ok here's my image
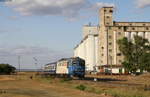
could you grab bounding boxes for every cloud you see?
[6,0,114,20]
[0,27,22,34]
[135,0,150,8]
[90,2,115,11]
[0,46,72,69]
[8,16,18,20]
[0,46,71,57]
[0,29,11,34]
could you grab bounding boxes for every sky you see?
[0,0,150,69]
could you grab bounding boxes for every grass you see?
[60,78,72,83]
[37,74,150,97]
[35,75,53,83]
[75,84,87,91]
[1,73,150,97]
[103,87,150,97]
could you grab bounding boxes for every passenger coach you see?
[44,57,85,78]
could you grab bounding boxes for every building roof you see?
[74,34,98,49]
[102,6,114,8]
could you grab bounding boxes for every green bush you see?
[76,84,86,91]
[0,64,16,74]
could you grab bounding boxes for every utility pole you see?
[33,57,38,72]
[18,56,21,72]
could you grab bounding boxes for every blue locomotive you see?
[67,57,85,78]
[44,57,85,78]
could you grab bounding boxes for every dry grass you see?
[0,73,109,97]
[0,73,150,97]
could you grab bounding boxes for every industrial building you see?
[74,25,99,71]
[74,7,150,74]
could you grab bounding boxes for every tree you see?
[0,64,16,74]
[117,35,150,74]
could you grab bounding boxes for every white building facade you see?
[74,25,99,71]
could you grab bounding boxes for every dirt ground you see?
[0,74,111,97]
[0,73,150,97]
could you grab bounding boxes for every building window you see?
[124,26,128,31]
[109,42,112,45]
[101,47,104,49]
[106,23,110,25]
[143,24,146,26]
[118,32,121,35]
[101,54,104,56]
[101,61,103,63]
[104,10,107,12]
[132,27,135,30]
[119,60,122,63]
[109,35,112,39]
[146,27,149,30]
[117,53,122,56]
[109,10,113,13]
[109,27,111,30]
[109,49,112,52]
[118,27,122,30]
[106,16,110,18]
[129,24,132,26]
